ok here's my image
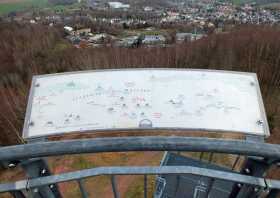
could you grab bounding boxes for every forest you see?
[0,22,279,146]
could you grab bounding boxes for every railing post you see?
[20,137,62,198]
[203,178,214,198]
[77,179,88,198]
[267,189,280,198]
[144,175,147,198]
[0,146,26,197]
[111,175,119,198]
[199,152,204,161]
[10,191,26,198]
[208,152,214,163]
[230,136,275,198]
[232,155,241,170]
[21,158,61,198]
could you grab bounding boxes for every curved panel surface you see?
[23,69,269,138]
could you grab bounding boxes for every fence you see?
[0,136,280,197]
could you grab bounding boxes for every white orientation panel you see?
[23,69,269,138]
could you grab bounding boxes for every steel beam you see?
[230,135,272,198]
[144,175,147,198]
[1,166,280,193]
[20,158,61,198]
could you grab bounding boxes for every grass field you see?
[0,0,49,15]
[231,0,252,5]
[230,0,280,6]
[0,0,82,15]
[261,2,280,10]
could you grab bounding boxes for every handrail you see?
[0,136,280,161]
[2,165,280,193]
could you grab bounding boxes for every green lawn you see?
[0,0,83,15]
[0,0,49,15]
[231,0,252,5]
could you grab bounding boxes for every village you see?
[1,0,280,48]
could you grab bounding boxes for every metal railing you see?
[0,136,280,198]
[1,136,280,161]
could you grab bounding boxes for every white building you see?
[176,33,205,43]
[89,33,106,42]
[64,26,74,34]
[142,35,166,45]
[143,6,153,12]
[108,2,130,9]
[30,19,36,24]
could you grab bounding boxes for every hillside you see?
[0,23,280,144]
[0,23,279,197]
